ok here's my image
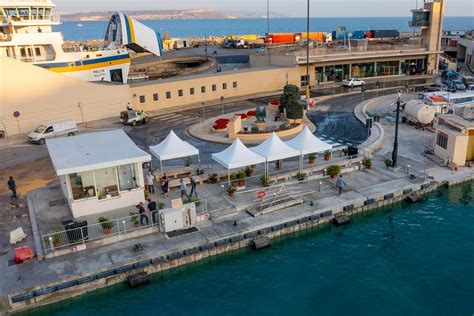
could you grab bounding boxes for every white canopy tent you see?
[149,130,200,172]
[212,138,265,183]
[285,126,333,172]
[250,132,300,176]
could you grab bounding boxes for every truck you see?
[266,33,301,44]
[27,120,78,145]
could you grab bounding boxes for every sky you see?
[53,0,474,17]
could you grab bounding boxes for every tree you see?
[286,99,304,120]
[279,84,300,113]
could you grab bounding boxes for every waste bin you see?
[64,220,88,243]
[346,144,359,156]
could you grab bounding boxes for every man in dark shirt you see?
[147,198,158,223]
[7,176,17,198]
[136,202,149,225]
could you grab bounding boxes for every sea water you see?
[28,181,473,316]
[56,17,474,42]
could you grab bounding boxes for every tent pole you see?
[160,160,163,175]
[228,169,230,185]
[198,154,201,173]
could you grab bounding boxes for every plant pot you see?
[228,191,235,197]
[309,158,315,164]
[330,175,336,179]
[53,240,61,248]
[231,181,238,188]
[324,155,330,161]
[133,223,140,228]
[103,227,112,235]
[238,179,245,187]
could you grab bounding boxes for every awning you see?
[250,132,300,162]
[46,129,151,176]
[105,12,163,57]
[212,138,265,170]
[149,130,199,161]
[285,126,332,155]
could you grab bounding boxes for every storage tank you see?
[404,100,436,124]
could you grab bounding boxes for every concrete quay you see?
[1,163,472,314]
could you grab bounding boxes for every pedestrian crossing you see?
[317,134,345,148]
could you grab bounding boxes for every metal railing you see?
[41,199,207,253]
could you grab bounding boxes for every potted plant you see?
[207,173,218,184]
[260,175,270,186]
[129,212,139,228]
[157,201,165,210]
[230,173,238,188]
[362,157,372,169]
[384,159,393,169]
[308,153,317,164]
[98,216,115,235]
[245,166,253,177]
[297,172,307,181]
[237,170,246,187]
[227,186,236,197]
[324,150,332,161]
[184,157,192,167]
[327,165,341,179]
[275,160,282,169]
[52,228,62,248]
[195,168,204,175]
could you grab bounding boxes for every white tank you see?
[404,100,436,124]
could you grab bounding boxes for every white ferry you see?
[0,0,162,83]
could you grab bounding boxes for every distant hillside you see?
[61,9,244,21]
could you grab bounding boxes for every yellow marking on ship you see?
[49,58,131,73]
[128,16,136,43]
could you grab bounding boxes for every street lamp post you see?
[202,102,206,121]
[305,0,310,99]
[220,96,225,115]
[391,90,402,167]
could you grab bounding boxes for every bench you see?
[167,175,205,188]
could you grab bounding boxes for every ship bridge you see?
[104,12,162,57]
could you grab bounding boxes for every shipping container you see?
[370,29,400,39]
[266,33,298,44]
[331,30,349,41]
[351,31,366,39]
[301,32,325,42]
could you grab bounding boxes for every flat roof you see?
[46,129,151,176]
[439,114,474,129]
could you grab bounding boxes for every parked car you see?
[256,47,266,53]
[441,70,459,79]
[120,110,147,126]
[342,78,365,87]
[466,84,474,91]
[444,79,467,92]
[423,83,448,92]
[463,76,474,86]
[27,120,78,145]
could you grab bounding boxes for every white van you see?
[27,120,78,144]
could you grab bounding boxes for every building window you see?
[153,93,159,101]
[69,171,95,200]
[376,60,400,76]
[166,91,171,99]
[94,167,119,200]
[139,95,146,103]
[223,83,227,90]
[178,89,183,97]
[233,81,238,88]
[117,164,138,191]
[20,48,26,57]
[201,86,206,93]
[212,84,217,91]
[35,47,41,56]
[300,75,310,87]
[351,62,375,78]
[436,132,448,150]
[190,87,195,95]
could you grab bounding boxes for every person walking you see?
[189,175,198,198]
[137,202,149,225]
[146,172,155,194]
[180,178,189,201]
[161,173,169,198]
[7,176,17,198]
[336,174,346,196]
[147,198,157,224]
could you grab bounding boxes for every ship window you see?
[18,8,29,19]
[37,8,44,19]
[44,8,51,19]
[27,48,33,57]
[31,8,38,19]
[4,8,18,17]
[20,48,26,57]
[35,47,41,56]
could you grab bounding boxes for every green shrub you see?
[362,157,372,169]
[260,175,270,186]
[384,159,393,169]
[98,216,115,229]
[327,165,341,177]
[297,172,307,181]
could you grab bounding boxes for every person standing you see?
[147,198,157,223]
[137,202,149,225]
[180,178,189,201]
[336,174,346,196]
[7,176,17,198]
[146,172,155,194]
[189,175,198,198]
[161,173,169,198]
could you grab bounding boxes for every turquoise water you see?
[56,17,474,41]
[28,182,473,316]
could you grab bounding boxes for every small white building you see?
[46,129,151,218]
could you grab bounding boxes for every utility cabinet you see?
[159,203,197,233]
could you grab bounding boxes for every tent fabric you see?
[149,130,199,161]
[250,132,300,162]
[285,126,333,155]
[212,138,265,170]
[46,129,151,176]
